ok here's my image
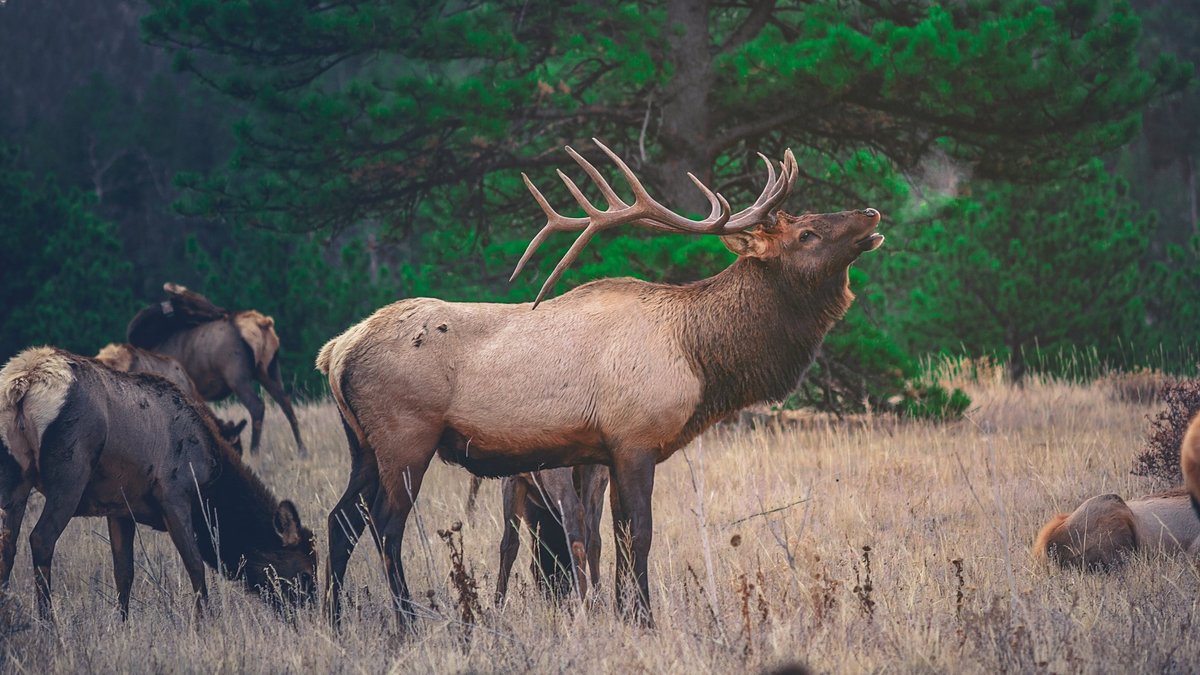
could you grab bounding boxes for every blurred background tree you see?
[0,0,1194,402]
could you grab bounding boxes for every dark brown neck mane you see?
[189,438,285,579]
[664,257,854,446]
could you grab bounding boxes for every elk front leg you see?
[107,517,136,620]
[160,498,209,617]
[610,452,656,626]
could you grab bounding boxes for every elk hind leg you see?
[325,418,380,627]
[259,357,308,457]
[371,421,440,629]
[0,480,31,593]
[230,378,266,454]
[27,429,96,621]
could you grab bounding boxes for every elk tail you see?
[317,333,368,450]
[234,310,281,374]
[0,347,75,476]
[1032,513,1068,564]
[1182,411,1200,520]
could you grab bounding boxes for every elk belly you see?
[435,425,607,478]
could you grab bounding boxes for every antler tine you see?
[592,138,730,233]
[531,223,603,309]
[749,153,777,208]
[686,172,732,232]
[564,145,628,210]
[723,147,798,232]
[510,173,589,282]
[513,138,744,305]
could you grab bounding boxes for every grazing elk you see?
[1183,412,1200,518]
[128,283,307,456]
[0,347,316,619]
[95,342,248,454]
[495,465,608,605]
[1034,488,1200,570]
[318,139,883,626]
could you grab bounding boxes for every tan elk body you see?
[1182,412,1200,518]
[319,141,883,626]
[1034,489,1200,569]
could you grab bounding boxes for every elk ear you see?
[274,501,303,547]
[721,229,777,259]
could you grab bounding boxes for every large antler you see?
[512,139,797,308]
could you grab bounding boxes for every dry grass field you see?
[1,369,1197,674]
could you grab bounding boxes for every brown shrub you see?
[1132,379,1200,482]
[1100,367,1176,405]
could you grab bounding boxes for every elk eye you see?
[798,231,815,242]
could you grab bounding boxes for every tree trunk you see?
[649,0,715,214]
[1185,153,1198,236]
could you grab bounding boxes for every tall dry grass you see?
[1,374,1196,674]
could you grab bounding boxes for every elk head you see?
[721,208,883,284]
[217,417,248,456]
[513,139,883,305]
[243,501,318,608]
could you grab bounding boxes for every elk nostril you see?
[861,208,879,218]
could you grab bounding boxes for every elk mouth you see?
[855,232,885,251]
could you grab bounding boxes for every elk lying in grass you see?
[1183,412,1200,518]
[128,283,307,456]
[495,465,608,605]
[318,139,883,627]
[1034,489,1200,570]
[0,347,316,619]
[95,342,248,454]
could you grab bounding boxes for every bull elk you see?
[0,347,317,619]
[318,140,884,626]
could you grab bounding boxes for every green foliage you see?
[0,148,136,360]
[888,161,1154,381]
[1144,235,1200,366]
[899,383,973,421]
[184,228,399,395]
[141,0,1185,238]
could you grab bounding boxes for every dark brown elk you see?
[318,140,883,626]
[0,347,316,619]
[95,342,248,455]
[495,465,608,605]
[128,283,307,456]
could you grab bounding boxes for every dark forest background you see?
[1,0,1197,407]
